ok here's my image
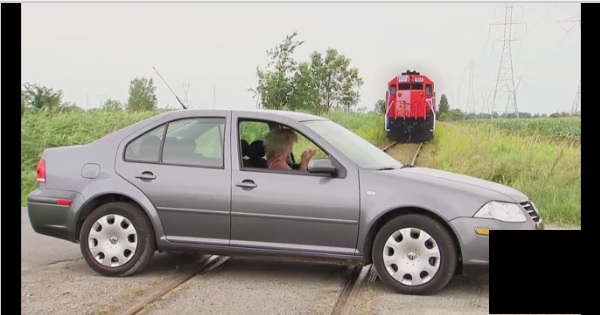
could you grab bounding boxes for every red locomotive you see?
[385,70,436,143]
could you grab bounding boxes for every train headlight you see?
[474,201,527,223]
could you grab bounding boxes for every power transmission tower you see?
[558,14,580,34]
[212,85,217,108]
[480,89,493,116]
[465,61,477,115]
[558,14,580,116]
[571,80,581,115]
[182,83,191,107]
[98,94,107,107]
[489,3,527,119]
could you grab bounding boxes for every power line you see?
[531,11,579,96]
[559,14,580,115]
[465,61,477,115]
[489,3,527,119]
[558,14,581,33]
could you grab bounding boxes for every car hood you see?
[392,167,529,203]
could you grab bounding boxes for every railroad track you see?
[107,254,382,315]
[382,141,425,167]
[111,255,377,315]
[330,264,378,315]
[116,255,230,315]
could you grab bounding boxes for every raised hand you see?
[301,149,316,162]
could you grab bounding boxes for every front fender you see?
[356,170,490,256]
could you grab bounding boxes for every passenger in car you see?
[247,140,268,168]
[264,128,315,171]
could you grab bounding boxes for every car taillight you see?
[36,159,46,183]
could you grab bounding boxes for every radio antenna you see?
[152,66,188,109]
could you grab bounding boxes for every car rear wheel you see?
[372,214,457,295]
[79,202,156,277]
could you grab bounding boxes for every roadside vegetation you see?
[460,117,581,144]
[21,32,580,227]
[418,119,580,227]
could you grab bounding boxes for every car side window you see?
[238,119,329,173]
[239,121,271,168]
[124,124,167,163]
[162,118,226,168]
[292,132,328,161]
[124,117,226,168]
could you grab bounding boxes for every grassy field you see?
[461,117,581,144]
[419,119,580,226]
[21,110,580,226]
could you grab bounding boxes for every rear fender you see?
[78,177,166,240]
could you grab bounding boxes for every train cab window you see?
[399,83,411,90]
[411,83,424,90]
[389,84,397,95]
[425,84,433,96]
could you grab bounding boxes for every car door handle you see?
[135,172,156,180]
[235,180,257,189]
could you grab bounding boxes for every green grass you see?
[21,110,580,226]
[419,122,581,227]
[21,110,157,205]
[460,117,581,144]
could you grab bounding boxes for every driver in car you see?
[265,128,316,171]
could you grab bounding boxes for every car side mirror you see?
[308,159,336,175]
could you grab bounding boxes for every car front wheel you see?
[372,214,457,295]
[79,202,156,277]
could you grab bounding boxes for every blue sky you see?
[21,2,580,114]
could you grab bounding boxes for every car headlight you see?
[474,201,527,223]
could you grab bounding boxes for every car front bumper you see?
[27,187,85,243]
[448,216,543,276]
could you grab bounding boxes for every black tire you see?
[372,214,457,295]
[79,202,156,277]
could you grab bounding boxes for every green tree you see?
[251,32,304,110]
[103,98,123,111]
[290,61,319,111]
[127,77,157,111]
[438,94,450,115]
[22,83,64,110]
[374,99,386,114]
[308,48,363,113]
[251,32,363,115]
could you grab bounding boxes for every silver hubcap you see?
[87,214,138,268]
[383,227,441,286]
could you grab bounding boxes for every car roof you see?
[164,108,327,122]
[91,108,328,146]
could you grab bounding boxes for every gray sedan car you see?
[28,109,544,295]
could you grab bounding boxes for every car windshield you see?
[303,120,404,170]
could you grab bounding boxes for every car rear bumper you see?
[27,188,85,243]
[448,216,543,276]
